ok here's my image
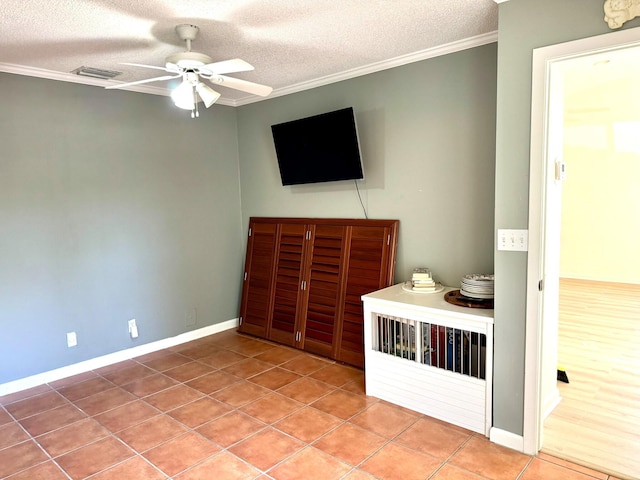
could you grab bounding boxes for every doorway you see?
[523,26,640,477]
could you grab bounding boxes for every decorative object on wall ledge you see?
[604,0,640,29]
[105,24,272,118]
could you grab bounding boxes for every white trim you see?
[542,389,562,420]
[0,32,497,108]
[524,27,640,457]
[490,427,524,452]
[0,319,238,397]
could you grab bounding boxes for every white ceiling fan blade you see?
[105,74,181,90]
[121,62,168,72]
[209,75,272,97]
[200,58,254,75]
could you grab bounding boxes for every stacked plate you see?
[460,274,494,299]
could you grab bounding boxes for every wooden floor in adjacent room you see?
[542,278,640,480]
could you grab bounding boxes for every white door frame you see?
[524,26,640,455]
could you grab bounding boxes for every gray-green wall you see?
[494,0,640,435]
[0,73,244,384]
[237,44,497,287]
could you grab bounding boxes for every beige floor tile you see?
[94,400,158,433]
[0,440,49,478]
[196,411,265,448]
[396,417,471,458]
[269,446,352,480]
[277,377,336,404]
[449,436,530,480]
[120,373,179,397]
[229,427,304,471]
[116,414,187,452]
[56,436,134,479]
[19,403,86,437]
[186,370,242,394]
[89,456,166,480]
[240,392,302,424]
[163,361,215,382]
[0,422,30,450]
[314,422,387,466]
[360,442,442,480]
[309,364,363,387]
[175,451,261,480]
[3,460,69,480]
[37,417,109,457]
[167,396,232,428]
[222,357,275,379]
[311,389,374,420]
[350,401,418,439]
[248,367,302,390]
[275,406,343,443]
[211,381,270,408]
[143,432,220,477]
[144,384,204,411]
[5,390,68,419]
[73,387,136,416]
[520,458,608,480]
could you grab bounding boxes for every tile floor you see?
[0,330,624,480]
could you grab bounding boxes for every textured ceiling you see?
[0,0,498,105]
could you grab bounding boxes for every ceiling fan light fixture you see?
[171,80,195,110]
[196,83,220,108]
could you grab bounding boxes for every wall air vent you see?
[72,66,122,80]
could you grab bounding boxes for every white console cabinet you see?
[362,283,493,435]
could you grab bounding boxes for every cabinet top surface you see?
[362,283,494,320]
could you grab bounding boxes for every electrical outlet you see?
[67,332,77,348]
[497,229,529,251]
[128,319,139,339]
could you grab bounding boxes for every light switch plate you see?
[497,229,529,251]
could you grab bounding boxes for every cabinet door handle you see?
[301,280,306,290]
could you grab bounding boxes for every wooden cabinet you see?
[238,217,399,368]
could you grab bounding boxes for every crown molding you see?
[494,0,511,3]
[1,30,498,108]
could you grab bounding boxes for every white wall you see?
[560,62,640,284]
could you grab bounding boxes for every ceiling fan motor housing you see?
[175,24,200,42]
[166,51,213,69]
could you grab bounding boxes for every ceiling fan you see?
[106,24,273,116]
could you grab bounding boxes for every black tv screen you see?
[271,107,364,186]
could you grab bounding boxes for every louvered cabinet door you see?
[238,222,278,337]
[337,223,398,367]
[301,224,347,358]
[268,223,308,346]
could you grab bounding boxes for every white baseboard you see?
[0,319,238,397]
[490,427,525,453]
[542,388,561,420]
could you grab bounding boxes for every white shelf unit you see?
[362,283,494,435]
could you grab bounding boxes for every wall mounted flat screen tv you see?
[271,107,364,186]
